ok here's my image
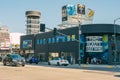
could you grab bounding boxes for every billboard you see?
[86,8,94,17]
[77,4,85,14]
[62,5,67,21]
[23,40,32,49]
[67,5,76,16]
[86,36,103,52]
[20,34,34,50]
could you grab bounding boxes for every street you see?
[0,62,119,80]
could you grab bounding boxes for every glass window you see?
[62,36,66,42]
[67,35,71,41]
[43,39,46,44]
[52,37,55,43]
[48,38,51,44]
[71,35,76,41]
[37,39,39,44]
[56,37,59,43]
[40,39,42,44]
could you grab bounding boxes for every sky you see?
[0,0,120,34]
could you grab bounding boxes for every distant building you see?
[10,33,25,53]
[26,11,41,35]
[0,26,10,55]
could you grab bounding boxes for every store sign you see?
[86,36,103,52]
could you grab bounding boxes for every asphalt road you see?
[0,62,120,80]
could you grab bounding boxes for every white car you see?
[48,57,69,66]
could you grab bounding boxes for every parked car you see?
[0,56,2,62]
[3,54,25,66]
[28,56,39,64]
[48,57,69,66]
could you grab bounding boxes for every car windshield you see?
[10,54,22,59]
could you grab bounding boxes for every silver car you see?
[3,54,25,66]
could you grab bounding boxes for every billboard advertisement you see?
[86,8,94,18]
[67,5,76,16]
[86,36,103,52]
[62,5,67,21]
[77,4,85,14]
[23,40,32,49]
[20,34,34,50]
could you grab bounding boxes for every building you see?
[20,24,120,65]
[0,26,10,55]
[10,33,25,53]
[26,11,41,35]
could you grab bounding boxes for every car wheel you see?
[22,64,25,67]
[48,62,51,65]
[36,62,38,64]
[64,64,68,66]
[3,61,6,66]
[57,62,60,66]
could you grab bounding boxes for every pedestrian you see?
[86,57,90,64]
[70,56,73,65]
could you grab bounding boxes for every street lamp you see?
[114,17,120,66]
[71,17,81,66]
[78,20,81,66]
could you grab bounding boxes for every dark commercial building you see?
[20,24,120,64]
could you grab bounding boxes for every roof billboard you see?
[67,4,76,16]
[77,4,85,15]
[62,5,67,21]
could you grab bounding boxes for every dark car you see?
[28,56,39,64]
[0,56,2,62]
[3,54,25,66]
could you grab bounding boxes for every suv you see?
[48,57,69,66]
[3,54,25,66]
[28,56,39,64]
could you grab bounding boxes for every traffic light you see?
[40,24,45,32]
[53,28,57,35]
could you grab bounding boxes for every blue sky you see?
[0,0,120,33]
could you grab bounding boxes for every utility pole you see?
[78,20,81,66]
[113,17,120,66]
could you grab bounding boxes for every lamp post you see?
[78,20,81,66]
[114,17,120,66]
[71,16,81,65]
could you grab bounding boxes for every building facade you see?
[10,33,25,53]
[20,24,120,64]
[26,11,41,35]
[0,26,10,55]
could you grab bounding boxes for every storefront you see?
[20,24,120,64]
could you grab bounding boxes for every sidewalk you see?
[39,62,120,68]
[69,64,120,68]
[30,62,120,73]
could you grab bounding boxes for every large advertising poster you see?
[67,5,76,16]
[77,4,85,14]
[85,35,108,52]
[86,36,103,52]
[23,40,32,49]
[62,5,67,21]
